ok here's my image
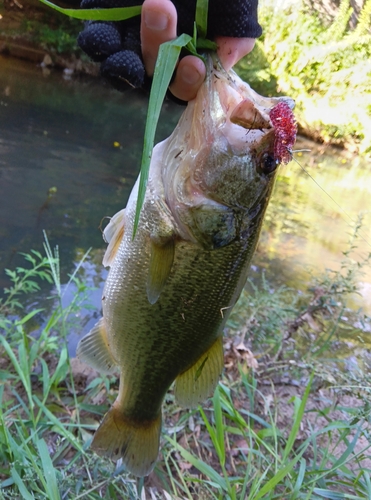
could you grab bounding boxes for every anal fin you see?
[76,318,117,374]
[146,238,175,305]
[174,336,224,408]
[91,401,162,477]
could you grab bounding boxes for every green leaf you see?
[312,490,345,499]
[282,373,313,462]
[292,458,307,498]
[33,395,85,453]
[212,387,226,466]
[133,34,192,236]
[0,336,33,410]
[36,438,61,500]
[166,435,228,490]
[252,449,307,500]
[330,425,362,470]
[10,469,34,500]
[196,0,209,38]
[38,0,141,21]
[17,308,44,326]
[197,38,218,50]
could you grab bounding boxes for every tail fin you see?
[91,402,162,477]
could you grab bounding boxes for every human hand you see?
[141,0,256,101]
[78,0,261,101]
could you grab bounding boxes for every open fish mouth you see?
[202,54,296,166]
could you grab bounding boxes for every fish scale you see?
[77,53,296,476]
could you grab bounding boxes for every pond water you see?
[1,55,370,355]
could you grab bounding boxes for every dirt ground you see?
[70,346,371,476]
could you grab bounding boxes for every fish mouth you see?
[208,54,297,165]
[230,98,272,130]
[229,97,297,166]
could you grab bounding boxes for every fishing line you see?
[288,148,371,249]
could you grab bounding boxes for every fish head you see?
[162,54,297,244]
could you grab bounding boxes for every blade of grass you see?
[38,0,141,20]
[212,387,226,467]
[292,458,307,499]
[0,336,34,418]
[10,469,34,500]
[43,232,61,297]
[331,425,362,470]
[133,34,192,236]
[312,489,366,499]
[165,435,228,491]
[133,0,216,235]
[199,406,218,447]
[36,438,61,500]
[17,308,44,325]
[252,448,307,500]
[282,373,313,462]
[33,395,85,453]
[196,0,208,38]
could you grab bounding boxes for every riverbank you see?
[0,0,97,74]
[1,0,370,156]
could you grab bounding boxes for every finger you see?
[169,55,206,102]
[216,37,256,71]
[141,0,177,76]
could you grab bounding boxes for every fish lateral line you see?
[288,148,371,249]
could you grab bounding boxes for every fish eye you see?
[258,153,278,175]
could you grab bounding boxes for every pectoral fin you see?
[174,336,224,408]
[146,238,175,305]
[102,209,125,267]
[76,318,117,374]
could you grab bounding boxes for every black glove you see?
[78,0,262,92]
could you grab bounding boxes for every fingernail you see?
[180,65,201,85]
[144,9,169,30]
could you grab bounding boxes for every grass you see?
[0,227,371,499]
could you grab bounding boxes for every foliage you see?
[237,0,371,153]
[20,18,81,54]
[0,250,53,314]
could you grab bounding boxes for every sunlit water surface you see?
[1,56,370,357]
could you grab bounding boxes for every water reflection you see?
[0,55,182,283]
[0,55,370,344]
[259,141,371,312]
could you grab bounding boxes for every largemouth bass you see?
[77,54,296,476]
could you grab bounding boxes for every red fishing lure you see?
[269,102,297,165]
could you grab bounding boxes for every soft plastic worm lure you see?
[269,101,297,165]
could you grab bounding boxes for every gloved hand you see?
[78,0,262,97]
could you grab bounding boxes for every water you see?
[0,56,182,277]
[1,55,370,354]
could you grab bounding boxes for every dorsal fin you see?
[102,209,125,267]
